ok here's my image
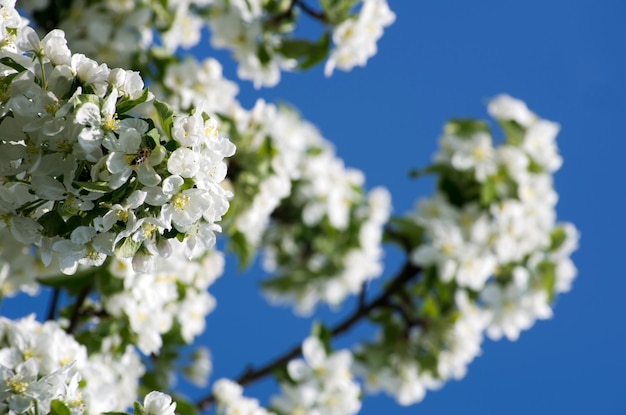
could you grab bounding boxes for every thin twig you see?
[294,0,328,23]
[195,261,421,411]
[66,285,91,334]
[46,288,60,321]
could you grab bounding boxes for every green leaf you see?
[37,210,66,237]
[154,99,175,139]
[422,295,439,318]
[50,400,71,415]
[145,128,161,149]
[320,0,359,22]
[537,260,557,302]
[133,401,147,415]
[0,56,28,73]
[300,32,331,70]
[279,39,318,59]
[116,88,150,114]
[408,163,448,179]
[549,226,567,252]
[480,176,499,206]
[499,119,526,146]
[311,321,332,354]
[444,119,491,137]
[75,94,101,106]
[74,181,111,193]
[37,269,94,290]
[114,237,142,258]
[229,231,255,268]
[384,216,423,250]
[279,33,332,70]
[258,43,272,65]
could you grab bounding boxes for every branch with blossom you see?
[0,1,579,415]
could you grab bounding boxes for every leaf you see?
[75,94,101,106]
[229,231,255,268]
[480,176,499,206]
[114,237,142,258]
[279,39,318,59]
[257,43,272,65]
[74,181,111,193]
[444,119,491,137]
[408,163,448,179]
[50,400,71,415]
[384,216,423,250]
[133,401,147,415]
[537,260,557,302]
[37,270,93,290]
[0,56,28,73]
[422,295,439,318]
[116,88,150,114]
[145,128,161,148]
[154,99,175,139]
[499,119,526,146]
[279,33,331,70]
[549,226,567,252]
[311,321,332,354]
[320,0,359,22]
[300,32,331,70]
[37,210,66,237]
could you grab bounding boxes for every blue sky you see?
[201,1,626,414]
[3,1,626,414]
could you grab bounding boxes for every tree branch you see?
[46,288,60,321]
[294,0,328,23]
[195,260,421,412]
[66,285,91,334]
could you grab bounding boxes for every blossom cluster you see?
[0,315,144,414]
[324,0,396,76]
[202,96,391,314]
[213,378,274,415]
[261,175,391,315]
[355,95,579,405]
[0,5,234,278]
[22,0,395,88]
[103,244,224,355]
[271,336,361,415]
[221,101,315,254]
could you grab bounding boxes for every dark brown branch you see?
[46,288,60,321]
[195,261,421,412]
[66,285,91,334]
[294,0,328,23]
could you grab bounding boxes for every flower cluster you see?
[324,0,396,76]
[222,101,320,257]
[355,95,579,405]
[0,315,144,414]
[271,336,361,415]
[213,378,274,415]
[212,98,392,314]
[104,244,224,354]
[262,179,391,314]
[22,0,395,88]
[158,61,392,314]
[159,57,239,115]
[0,6,234,277]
